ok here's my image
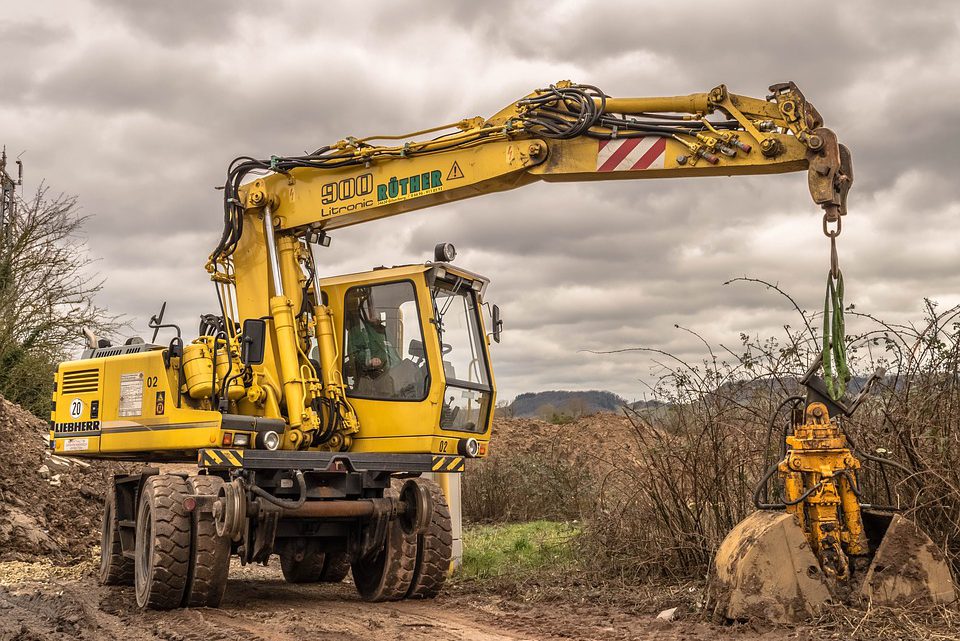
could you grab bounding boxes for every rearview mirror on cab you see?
[491,304,503,343]
[241,319,267,365]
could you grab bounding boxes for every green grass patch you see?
[459,520,578,580]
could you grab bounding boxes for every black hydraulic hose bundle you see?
[517,83,606,138]
[757,395,804,506]
[311,396,349,446]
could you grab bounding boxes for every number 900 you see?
[321,173,373,204]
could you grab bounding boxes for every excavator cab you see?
[319,260,496,457]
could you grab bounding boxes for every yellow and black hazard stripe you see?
[431,455,465,473]
[199,448,244,468]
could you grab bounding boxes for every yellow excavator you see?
[48,80,952,615]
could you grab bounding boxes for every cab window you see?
[431,279,492,433]
[342,281,430,401]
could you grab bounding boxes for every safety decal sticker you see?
[596,137,666,172]
[118,372,144,417]
[447,161,464,180]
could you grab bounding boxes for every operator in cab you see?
[343,285,427,399]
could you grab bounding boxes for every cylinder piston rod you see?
[263,203,285,297]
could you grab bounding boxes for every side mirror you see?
[491,304,503,344]
[240,319,267,365]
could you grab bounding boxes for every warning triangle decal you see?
[447,161,464,180]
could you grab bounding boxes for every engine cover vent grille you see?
[62,369,100,394]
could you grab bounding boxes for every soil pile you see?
[0,397,124,561]
[490,412,639,466]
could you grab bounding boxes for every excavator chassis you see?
[100,452,455,609]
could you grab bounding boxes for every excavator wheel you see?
[183,475,231,607]
[405,478,453,599]
[319,550,351,583]
[712,510,957,623]
[99,484,133,586]
[134,474,192,610]
[279,539,327,583]
[351,487,417,601]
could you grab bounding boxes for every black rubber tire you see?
[352,487,417,602]
[134,475,192,610]
[320,550,351,583]
[183,476,231,608]
[99,484,133,586]
[279,539,327,583]
[406,478,453,599]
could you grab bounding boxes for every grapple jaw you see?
[712,509,956,623]
[860,512,956,606]
[711,511,829,623]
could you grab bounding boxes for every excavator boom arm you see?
[223,81,851,243]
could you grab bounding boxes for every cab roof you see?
[318,262,489,294]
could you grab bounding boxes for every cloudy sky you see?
[2,1,959,401]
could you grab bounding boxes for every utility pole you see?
[0,147,24,227]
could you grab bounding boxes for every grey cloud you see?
[4,0,960,399]
[89,0,248,47]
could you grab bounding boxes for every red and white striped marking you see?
[596,137,666,172]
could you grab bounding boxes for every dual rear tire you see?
[133,475,193,609]
[99,487,133,586]
[99,474,231,610]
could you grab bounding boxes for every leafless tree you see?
[0,186,118,415]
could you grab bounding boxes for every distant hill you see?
[509,390,628,418]
[508,374,874,420]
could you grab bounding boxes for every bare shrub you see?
[463,422,598,523]
[583,286,960,581]
[581,331,807,580]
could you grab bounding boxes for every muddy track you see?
[0,562,778,641]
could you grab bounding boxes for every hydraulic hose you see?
[249,470,307,510]
[754,460,786,510]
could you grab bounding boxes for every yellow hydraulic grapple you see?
[712,362,955,621]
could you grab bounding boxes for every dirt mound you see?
[462,413,641,522]
[0,397,126,561]
[490,412,638,466]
